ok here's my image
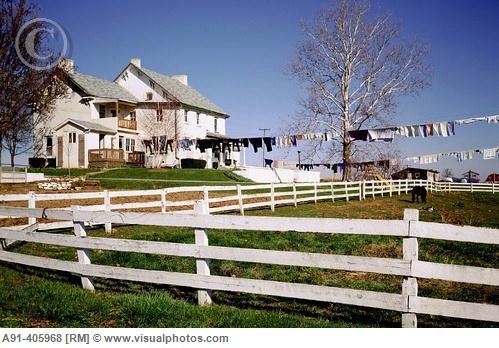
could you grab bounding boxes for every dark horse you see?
[412,186,427,204]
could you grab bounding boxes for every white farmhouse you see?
[34,58,238,169]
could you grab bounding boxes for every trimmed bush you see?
[29,157,46,168]
[180,158,207,169]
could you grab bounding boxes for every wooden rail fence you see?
[0,205,497,327]
[1,179,497,232]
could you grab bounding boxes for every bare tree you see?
[0,0,69,167]
[289,0,430,180]
[442,168,453,179]
[138,104,179,168]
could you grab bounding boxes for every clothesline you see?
[403,146,499,164]
[269,113,498,147]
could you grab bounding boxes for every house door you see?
[57,136,63,167]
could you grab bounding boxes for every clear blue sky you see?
[26,0,499,177]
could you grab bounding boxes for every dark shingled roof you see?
[137,66,227,116]
[70,72,138,103]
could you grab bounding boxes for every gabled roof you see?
[54,118,116,134]
[128,64,228,116]
[69,72,138,104]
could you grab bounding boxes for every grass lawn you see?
[0,191,498,328]
[27,167,252,190]
[28,168,101,177]
[90,168,252,189]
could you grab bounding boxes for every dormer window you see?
[162,90,168,99]
[196,113,200,125]
[146,92,153,101]
[149,80,155,89]
[214,117,218,133]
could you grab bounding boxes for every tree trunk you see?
[342,140,352,181]
[10,152,15,167]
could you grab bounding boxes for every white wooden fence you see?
[1,179,497,232]
[0,204,497,327]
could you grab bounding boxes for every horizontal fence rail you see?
[1,179,497,232]
[0,205,497,327]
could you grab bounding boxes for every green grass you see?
[88,168,253,189]
[1,191,498,328]
[28,168,101,177]
[27,167,253,189]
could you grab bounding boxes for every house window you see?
[130,111,136,120]
[184,110,188,123]
[110,109,117,118]
[214,118,218,133]
[68,132,76,143]
[146,92,153,101]
[118,136,124,150]
[149,79,155,89]
[46,136,53,156]
[196,113,200,125]
[125,138,135,152]
[156,109,163,122]
[99,105,106,118]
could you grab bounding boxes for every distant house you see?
[33,58,238,169]
[391,167,439,181]
[462,170,480,183]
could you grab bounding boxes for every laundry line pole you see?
[259,128,270,168]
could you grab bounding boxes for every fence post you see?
[402,208,419,328]
[72,205,95,291]
[194,200,212,306]
[493,182,495,194]
[389,180,393,197]
[104,190,112,233]
[470,182,474,193]
[293,182,297,207]
[344,182,349,202]
[161,188,167,213]
[362,180,366,200]
[270,183,275,212]
[24,167,28,184]
[358,181,362,201]
[331,182,335,202]
[28,191,36,225]
[397,180,401,196]
[203,186,209,213]
[237,184,244,216]
[314,182,318,204]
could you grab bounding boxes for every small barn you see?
[391,167,439,181]
[462,170,480,183]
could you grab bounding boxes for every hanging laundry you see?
[249,138,263,153]
[396,126,409,137]
[483,148,497,160]
[367,128,397,142]
[487,115,499,123]
[455,117,487,125]
[348,130,369,141]
[263,137,273,152]
[447,121,455,136]
[264,158,273,167]
[270,137,276,146]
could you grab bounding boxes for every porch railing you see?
[118,118,137,130]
